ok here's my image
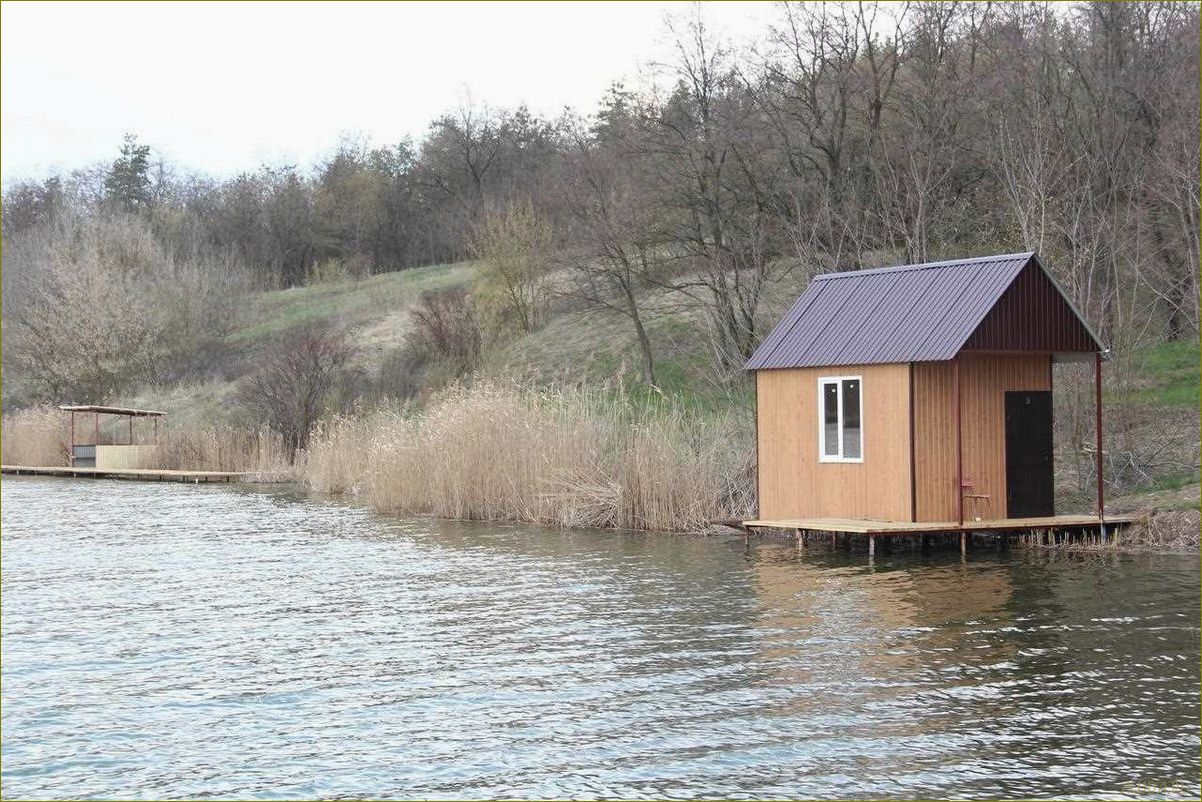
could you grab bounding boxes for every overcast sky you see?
[1,0,772,184]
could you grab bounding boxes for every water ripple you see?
[2,477,1198,799]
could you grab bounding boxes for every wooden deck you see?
[741,514,1137,536]
[1,464,253,483]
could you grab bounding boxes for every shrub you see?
[376,345,430,402]
[473,201,554,336]
[2,214,252,402]
[236,324,357,459]
[306,255,372,284]
[410,287,482,376]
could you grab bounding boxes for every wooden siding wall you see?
[912,363,956,522]
[95,445,159,470]
[912,354,1052,521]
[756,364,911,521]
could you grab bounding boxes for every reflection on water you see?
[1,477,1198,799]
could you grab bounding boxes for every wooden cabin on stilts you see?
[741,252,1134,555]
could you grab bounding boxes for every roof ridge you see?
[812,252,1035,281]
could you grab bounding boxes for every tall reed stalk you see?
[156,425,293,476]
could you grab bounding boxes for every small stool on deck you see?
[961,478,991,522]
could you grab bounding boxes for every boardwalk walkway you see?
[2,465,256,483]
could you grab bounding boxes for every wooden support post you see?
[1095,352,1106,539]
[69,411,75,466]
[795,528,804,553]
[960,532,967,557]
[129,416,134,445]
[868,535,876,558]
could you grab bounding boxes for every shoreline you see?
[6,470,1195,557]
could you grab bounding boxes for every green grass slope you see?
[1117,340,1200,408]
[125,260,1198,510]
[234,261,477,355]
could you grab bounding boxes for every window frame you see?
[817,375,864,464]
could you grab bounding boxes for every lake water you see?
[1,476,1198,800]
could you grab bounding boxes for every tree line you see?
[3,1,1198,399]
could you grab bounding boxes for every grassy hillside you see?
[1116,340,1200,408]
[125,262,476,427]
[129,260,801,422]
[147,259,1199,406]
[234,261,477,360]
[122,260,1199,510]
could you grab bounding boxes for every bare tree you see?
[237,325,356,459]
[557,109,668,387]
[2,0,1198,414]
[2,213,251,404]
[473,200,554,335]
[409,287,482,377]
[642,7,794,373]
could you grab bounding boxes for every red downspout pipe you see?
[753,375,760,520]
[1095,352,1105,527]
[954,357,963,527]
[908,362,917,522]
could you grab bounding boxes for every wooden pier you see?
[2,464,253,483]
[738,514,1138,557]
[742,514,1136,535]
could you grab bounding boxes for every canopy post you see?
[1095,352,1105,534]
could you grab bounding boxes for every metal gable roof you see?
[745,252,1103,370]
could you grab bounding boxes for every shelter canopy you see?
[58,405,166,418]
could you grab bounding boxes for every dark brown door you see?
[1005,391,1054,518]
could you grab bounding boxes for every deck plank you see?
[742,514,1138,535]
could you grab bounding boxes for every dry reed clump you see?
[304,413,382,495]
[0,405,69,466]
[303,382,756,531]
[1118,510,1200,553]
[154,425,293,477]
[1018,510,1200,554]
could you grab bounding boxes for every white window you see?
[818,376,863,462]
